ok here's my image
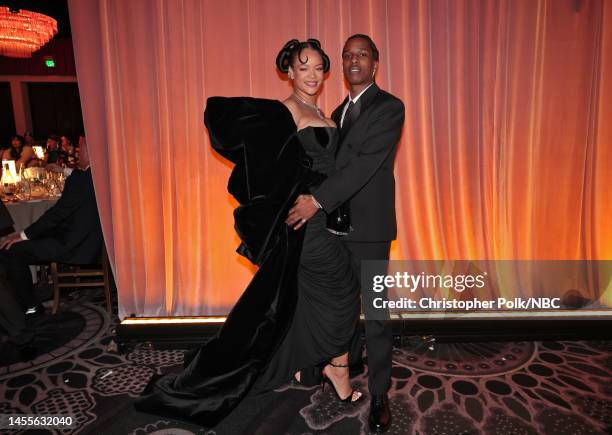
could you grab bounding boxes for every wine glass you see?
[57,172,66,192]
[17,180,31,201]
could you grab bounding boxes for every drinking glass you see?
[17,180,31,201]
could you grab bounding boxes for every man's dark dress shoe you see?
[369,393,391,433]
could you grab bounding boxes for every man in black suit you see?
[0,139,103,315]
[287,34,404,432]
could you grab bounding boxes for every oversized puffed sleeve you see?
[204,97,248,163]
[204,97,296,162]
[204,97,297,204]
[204,96,307,264]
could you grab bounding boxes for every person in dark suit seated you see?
[43,135,62,165]
[0,139,103,316]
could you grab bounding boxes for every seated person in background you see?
[0,139,103,315]
[60,135,74,153]
[47,135,87,176]
[60,135,76,167]
[23,131,35,146]
[75,134,85,163]
[43,135,62,165]
[23,131,46,167]
[2,135,34,170]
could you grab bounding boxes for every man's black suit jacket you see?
[311,83,405,242]
[23,168,103,264]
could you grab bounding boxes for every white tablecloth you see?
[5,199,57,232]
[5,199,58,282]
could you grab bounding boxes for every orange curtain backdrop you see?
[67,0,612,318]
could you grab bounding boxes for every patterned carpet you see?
[1,295,611,434]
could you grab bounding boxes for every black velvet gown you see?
[135,98,359,428]
[253,126,359,391]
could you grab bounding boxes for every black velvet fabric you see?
[251,126,360,393]
[135,97,325,427]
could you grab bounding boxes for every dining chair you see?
[50,245,113,315]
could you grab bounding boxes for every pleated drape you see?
[68,0,612,318]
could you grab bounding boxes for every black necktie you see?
[341,99,361,136]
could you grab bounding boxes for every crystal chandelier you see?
[0,6,58,58]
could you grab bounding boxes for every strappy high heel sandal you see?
[321,362,363,403]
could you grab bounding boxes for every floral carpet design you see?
[1,296,610,434]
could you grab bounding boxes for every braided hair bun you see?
[276,38,330,74]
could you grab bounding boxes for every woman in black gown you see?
[136,39,361,427]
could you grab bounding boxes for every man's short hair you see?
[345,34,379,61]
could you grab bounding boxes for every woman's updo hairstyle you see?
[276,38,330,74]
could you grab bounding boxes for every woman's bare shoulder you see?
[282,98,300,114]
[282,98,301,125]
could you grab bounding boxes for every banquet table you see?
[5,198,58,232]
